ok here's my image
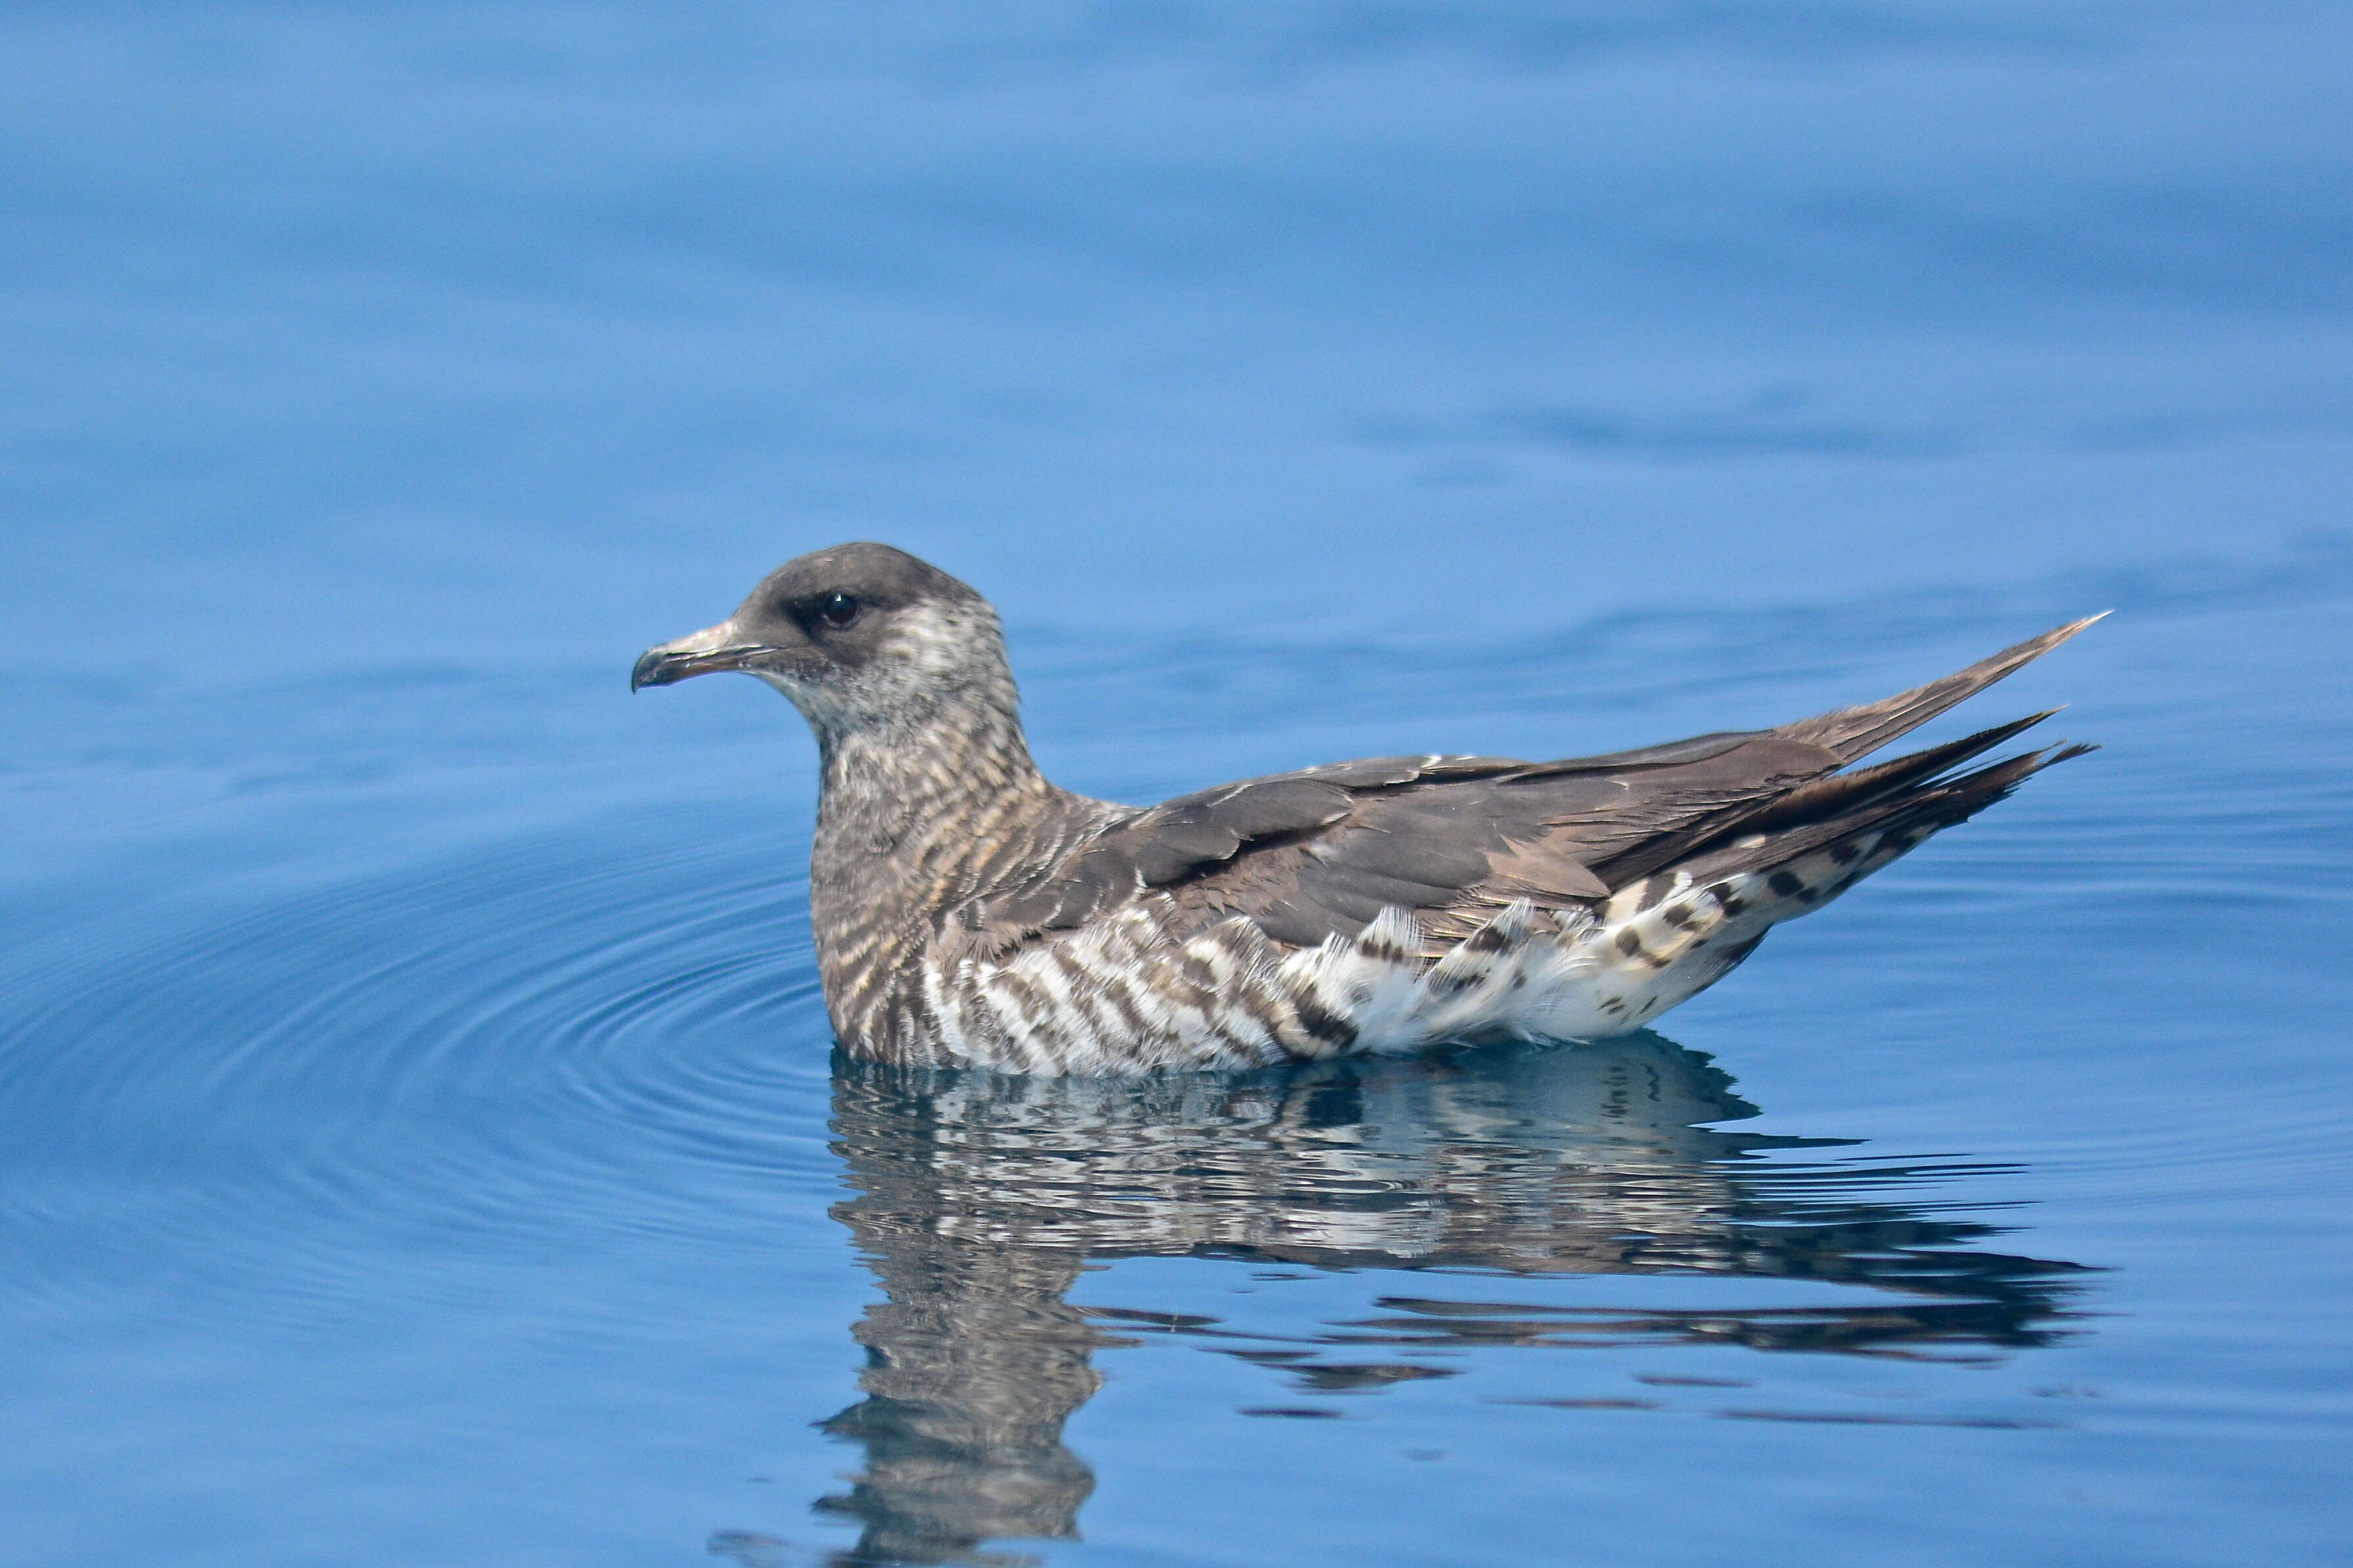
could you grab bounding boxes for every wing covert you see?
[967,733,1847,956]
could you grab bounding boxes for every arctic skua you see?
[634,543,2096,1074]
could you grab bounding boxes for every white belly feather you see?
[916,826,1920,1074]
[1286,824,1922,1055]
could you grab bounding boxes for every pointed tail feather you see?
[1589,708,2077,894]
[1678,741,2098,890]
[1777,615,2106,764]
[1734,710,2061,837]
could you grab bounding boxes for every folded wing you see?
[970,617,2101,956]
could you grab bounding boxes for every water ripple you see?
[0,816,839,1328]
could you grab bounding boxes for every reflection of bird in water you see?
[634,544,2097,1072]
[805,1036,2092,1566]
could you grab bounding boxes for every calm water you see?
[5,5,2352,1567]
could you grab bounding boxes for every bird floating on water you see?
[634,543,2096,1075]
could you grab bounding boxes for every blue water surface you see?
[3,5,2350,1566]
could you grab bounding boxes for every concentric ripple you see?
[0,808,842,1330]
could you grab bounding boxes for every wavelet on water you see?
[634,544,2099,1072]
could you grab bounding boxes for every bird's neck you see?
[811,692,1055,866]
[805,691,1107,1043]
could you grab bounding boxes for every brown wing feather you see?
[1152,731,1839,949]
[979,759,1515,936]
[976,621,2094,956]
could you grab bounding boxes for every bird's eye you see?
[815,591,861,629]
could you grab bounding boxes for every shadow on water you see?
[795,1035,2094,1567]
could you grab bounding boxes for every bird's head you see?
[632,542,1013,741]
